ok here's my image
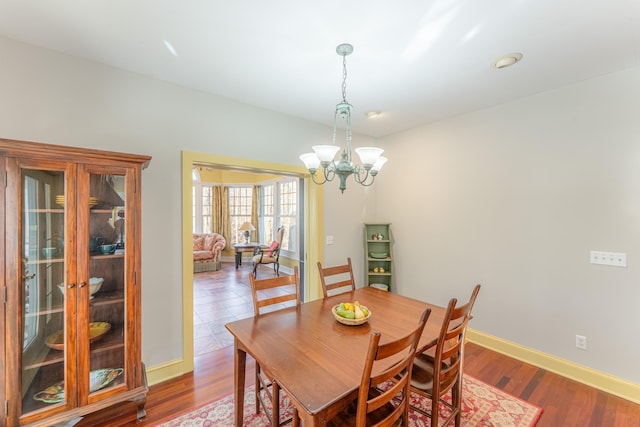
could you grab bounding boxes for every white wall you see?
[376,66,640,383]
[0,36,372,367]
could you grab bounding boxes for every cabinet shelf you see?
[27,208,65,213]
[25,258,64,265]
[23,325,126,371]
[24,305,64,318]
[90,253,125,260]
[24,291,124,318]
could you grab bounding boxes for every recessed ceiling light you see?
[494,53,523,69]
[365,111,382,118]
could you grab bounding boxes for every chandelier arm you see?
[353,166,375,186]
[309,172,328,185]
[324,164,336,182]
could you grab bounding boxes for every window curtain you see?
[212,185,230,244]
[251,185,259,243]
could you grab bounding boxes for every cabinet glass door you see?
[21,169,69,415]
[85,173,126,396]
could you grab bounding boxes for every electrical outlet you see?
[326,235,334,245]
[575,335,587,350]
[590,251,627,267]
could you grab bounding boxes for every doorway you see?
[181,150,323,373]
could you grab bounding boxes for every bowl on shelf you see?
[88,277,104,297]
[41,247,58,259]
[55,195,98,208]
[34,367,123,403]
[44,321,111,350]
[369,252,388,259]
[89,321,112,343]
[332,304,372,326]
[57,277,103,298]
[369,283,389,291]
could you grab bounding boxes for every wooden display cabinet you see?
[1,138,151,427]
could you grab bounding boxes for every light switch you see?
[326,235,334,245]
[590,251,627,268]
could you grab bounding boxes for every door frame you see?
[180,150,323,373]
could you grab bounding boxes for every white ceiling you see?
[1,0,639,138]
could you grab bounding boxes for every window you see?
[229,186,253,244]
[260,184,274,243]
[202,186,212,233]
[278,180,297,253]
[258,178,298,256]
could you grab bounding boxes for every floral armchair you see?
[193,233,226,272]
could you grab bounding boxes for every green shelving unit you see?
[364,223,392,292]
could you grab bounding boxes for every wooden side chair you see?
[326,308,432,427]
[409,284,481,427]
[249,266,301,426]
[317,257,356,298]
[252,226,285,277]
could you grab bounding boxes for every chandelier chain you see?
[341,53,348,103]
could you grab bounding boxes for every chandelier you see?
[300,43,387,193]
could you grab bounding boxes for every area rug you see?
[156,374,542,426]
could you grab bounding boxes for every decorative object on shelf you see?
[41,247,57,259]
[114,208,125,253]
[45,322,111,350]
[89,236,105,253]
[238,221,255,244]
[299,43,387,193]
[370,283,389,291]
[56,194,98,208]
[59,277,103,298]
[99,244,116,254]
[369,252,388,259]
[88,277,104,297]
[33,368,124,403]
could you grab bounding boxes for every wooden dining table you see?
[225,286,446,427]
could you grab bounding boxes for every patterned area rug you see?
[156,374,542,426]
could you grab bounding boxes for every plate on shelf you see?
[55,195,98,207]
[369,252,388,259]
[45,322,111,350]
[33,368,124,403]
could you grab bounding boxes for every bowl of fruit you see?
[333,301,371,326]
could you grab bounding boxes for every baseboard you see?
[144,358,190,386]
[467,329,640,404]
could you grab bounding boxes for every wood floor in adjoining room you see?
[192,263,257,355]
[124,263,640,427]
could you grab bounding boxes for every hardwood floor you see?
[121,263,640,426]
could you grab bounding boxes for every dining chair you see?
[317,257,356,298]
[249,266,301,426]
[409,284,481,427]
[326,307,432,427]
[252,226,285,277]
